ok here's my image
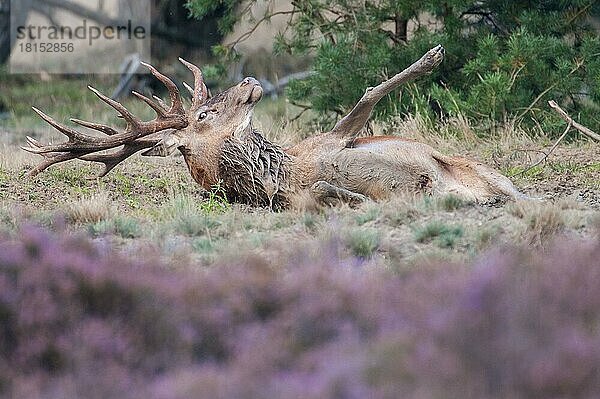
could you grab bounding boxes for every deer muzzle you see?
[239,77,263,104]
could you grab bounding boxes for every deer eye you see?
[198,112,208,120]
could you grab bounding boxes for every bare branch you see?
[224,10,296,50]
[548,100,600,141]
[510,120,572,177]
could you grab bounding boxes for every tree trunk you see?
[0,0,33,64]
[394,13,408,43]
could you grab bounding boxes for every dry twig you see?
[511,100,598,177]
[548,100,600,142]
[510,120,572,177]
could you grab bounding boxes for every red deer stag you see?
[23,45,526,210]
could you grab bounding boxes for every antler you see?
[179,57,209,112]
[23,59,208,177]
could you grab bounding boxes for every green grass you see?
[88,216,142,239]
[199,182,230,214]
[355,205,380,225]
[346,228,380,259]
[414,221,464,249]
[503,165,544,179]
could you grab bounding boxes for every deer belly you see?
[319,146,443,199]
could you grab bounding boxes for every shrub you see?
[1,225,600,398]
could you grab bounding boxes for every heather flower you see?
[1,225,599,398]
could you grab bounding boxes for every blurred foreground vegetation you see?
[1,224,599,398]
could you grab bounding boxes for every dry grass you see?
[64,192,114,224]
[509,200,566,246]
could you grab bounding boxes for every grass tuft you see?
[475,225,502,250]
[414,221,464,248]
[199,182,230,214]
[161,194,221,237]
[88,216,141,239]
[510,201,565,245]
[346,228,380,258]
[113,217,142,238]
[302,212,319,231]
[355,205,380,225]
[65,192,113,224]
[438,194,466,211]
[192,237,215,254]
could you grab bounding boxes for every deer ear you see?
[142,133,181,157]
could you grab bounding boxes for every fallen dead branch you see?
[548,100,600,142]
[510,100,598,177]
[511,120,572,177]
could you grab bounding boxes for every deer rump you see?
[23,45,526,209]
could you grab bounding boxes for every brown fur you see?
[27,48,526,209]
[170,93,524,208]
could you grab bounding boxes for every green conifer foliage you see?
[186,0,600,133]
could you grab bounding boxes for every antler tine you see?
[131,91,168,118]
[179,57,208,109]
[24,135,161,177]
[183,81,194,97]
[80,138,160,177]
[26,136,42,147]
[141,61,185,115]
[71,118,119,136]
[87,86,142,127]
[24,150,91,177]
[153,95,168,110]
[32,107,95,143]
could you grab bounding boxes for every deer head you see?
[23,58,263,182]
[147,76,263,158]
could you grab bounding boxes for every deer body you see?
[25,46,525,209]
[291,134,523,203]
[176,125,522,210]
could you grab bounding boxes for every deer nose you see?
[240,77,259,87]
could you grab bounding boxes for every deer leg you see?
[311,181,368,207]
[330,45,445,139]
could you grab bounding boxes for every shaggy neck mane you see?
[219,128,292,210]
